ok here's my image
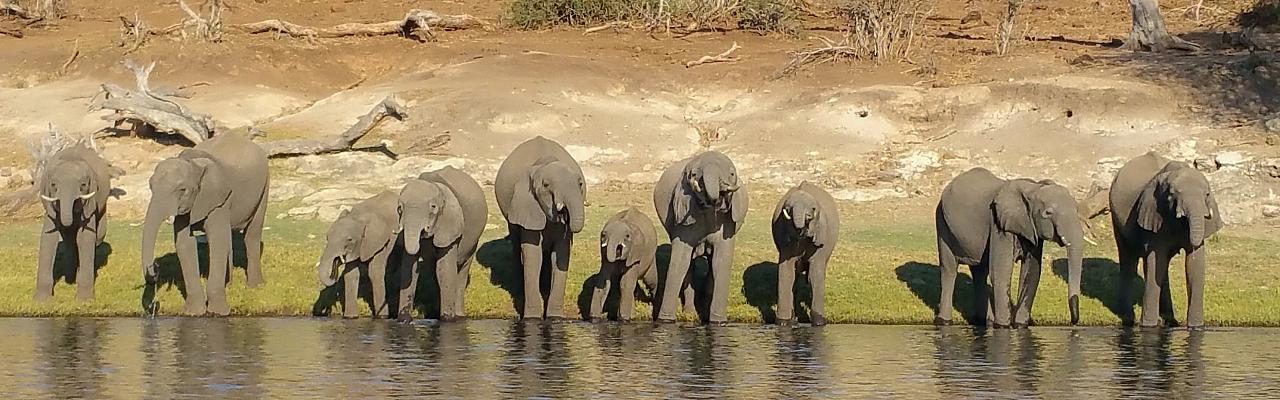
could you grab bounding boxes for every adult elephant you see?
[395,166,487,322]
[653,151,748,324]
[495,136,586,320]
[35,144,115,301]
[1110,152,1222,329]
[140,133,269,316]
[935,167,1090,328]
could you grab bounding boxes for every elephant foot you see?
[1163,318,1181,328]
[33,291,53,303]
[182,300,208,316]
[341,313,361,319]
[655,317,676,324]
[707,320,730,327]
[1186,324,1206,332]
[810,314,827,327]
[245,272,265,288]
[76,288,95,301]
[521,315,544,322]
[207,300,231,316]
[932,317,952,326]
[588,317,604,323]
[440,314,459,322]
[990,322,1012,329]
[397,314,415,324]
[776,318,794,326]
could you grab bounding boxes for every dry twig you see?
[584,21,628,35]
[91,60,215,145]
[685,42,741,67]
[236,9,492,42]
[58,38,79,75]
[776,35,857,78]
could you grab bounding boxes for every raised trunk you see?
[1123,0,1200,51]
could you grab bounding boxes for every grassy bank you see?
[1,190,1277,326]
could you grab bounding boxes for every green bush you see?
[507,0,636,29]
[738,0,799,35]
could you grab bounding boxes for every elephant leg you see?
[243,191,269,288]
[1117,245,1140,326]
[342,264,361,318]
[205,208,233,316]
[658,240,695,321]
[435,246,459,320]
[589,263,615,321]
[545,234,572,319]
[95,211,107,244]
[397,251,421,322]
[808,247,833,326]
[1158,249,1178,327]
[708,238,734,324]
[936,236,959,325]
[1185,245,1207,329]
[986,234,1016,328]
[1140,250,1165,328]
[776,254,798,324]
[518,229,545,319]
[682,283,698,316]
[75,228,96,301]
[174,217,207,316]
[1013,248,1043,328]
[454,258,472,318]
[369,249,392,319]
[971,262,990,325]
[619,266,640,322]
[35,219,58,302]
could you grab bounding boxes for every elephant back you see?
[1108,152,1171,238]
[936,168,1006,257]
[494,136,582,219]
[191,133,269,227]
[421,166,488,262]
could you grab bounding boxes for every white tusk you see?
[40,194,57,202]
[79,191,96,200]
[601,241,608,248]
[556,202,566,211]
[782,208,791,220]
[1083,236,1098,246]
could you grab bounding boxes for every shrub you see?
[506,0,635,29]
[837,0,932,61]
[738,0,799,35]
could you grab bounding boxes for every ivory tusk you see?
[1083,236,1098,246]
[782,208,791,220]
[40,194,57,202]
[78,191,96,200]
[600,241,608,248]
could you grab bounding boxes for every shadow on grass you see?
[1051,257,1142,323]
[51,240,113,286]
[476,237,524,315]
[653,243,711,322]
[308,263,387,318]
[895,262,984,325]
[742,262,816,324]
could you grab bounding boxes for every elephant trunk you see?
[403,227,423,255]
[401,211,427,255]
[316,247,343,287]
[566,191,585,234]
[1066,240,1083,325]
[1189,211,1207,248]
[58,194,75,227]
[140,200,174,280]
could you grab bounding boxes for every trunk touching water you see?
[139,201,173,279]
[1066,241,1083,325]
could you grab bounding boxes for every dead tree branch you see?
[584,21,629,35]
[0,26,21,37]
[775,35,857,78]
[175,0,223,41]
[685,42,741,67]
[237,9,492,42]
[58,37,78,75]
[1,0,35,19]
[91,60,214,145]
[260,96,408,158]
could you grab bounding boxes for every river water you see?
[0,318,1277,398]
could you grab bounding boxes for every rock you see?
[316,204,352,222]
[302,188,372,205]
[1193,157,1218,173]
[0,176,9,189]
[10,168,33,187]
[895,150,941,181]
[287,206,318,217]
[270,180,315,202]
[1214,151,1250,169]
[391,156,467,179]
[832,187,908,203]
[1168,139,1198,161]
[1265,117,1280,133]
[1263,205,1280,218]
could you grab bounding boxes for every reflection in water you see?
[2,319,1279,399]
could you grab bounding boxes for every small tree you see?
[1122,0,1200,51]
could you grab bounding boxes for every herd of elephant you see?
[34,132,1220,328]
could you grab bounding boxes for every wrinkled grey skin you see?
[316,191,401,319]
[935,168,1090,328]
[494,136,586,320]
[35,144,114,302]
[1110,152,1222,329]
[771,182,840,326]
[653,151,748,324]
[140,133,269,316]
[395,166,487,322]
[588,207,671,322]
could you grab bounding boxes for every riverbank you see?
[1,190,1276,327]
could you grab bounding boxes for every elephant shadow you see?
[309,260,395,318]
[475,237,526,314]
[653,243,712,322]
[147,233,252,298]
[1051,257,1143,322]
[380,252,445,320]
[894,262,984,325]
[741,262,815,324]
[51,241,113,285]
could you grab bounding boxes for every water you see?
[0,319,1277,399]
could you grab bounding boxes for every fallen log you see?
[260,96,408,158]
[237,9,491,42]
[91,60,214,144]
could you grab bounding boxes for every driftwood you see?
[0,0,34,19]
[685,42,741,68]
[260,96,408,158]
[91,60,214,144]
[237,9,491,42]
[775,35,857,78]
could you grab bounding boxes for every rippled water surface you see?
[1,318,1278,398]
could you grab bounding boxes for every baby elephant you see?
[395,166,487,322]
[316,191,402,318]
[588,208,662,322]
[771,182,840,326]
[36,144,116,301]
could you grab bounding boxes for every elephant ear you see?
[432,182,465,248]
[1205,193,1224,239]
[993,183,1036,242]
[812,206,832,248]
[1136,176,1166,233]
[189,158,230,223]
[359,213,392,262]
[671,178,696,226]
[729,183,748,224]
[508,169,546,231]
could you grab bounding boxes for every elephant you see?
[316,191,402,319]
[935,167,1092,328]
[140,132,269,316]
[587,207,674,322]
[35,144,116,301]
[494,136,586,320]
[1109,152,1222,329]
[653,150,748,324]
[395,166,488,322]
[771,181,840,326]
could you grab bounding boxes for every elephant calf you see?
[395,166,487,322]
[771,182,840,326]
[935,168,1091,328]
[36,144,116,301]
[588,208,669,322]
[653,151,748,324]
[495,136,586,320]
[316,191,402,318]
[1110,152,1222,329]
